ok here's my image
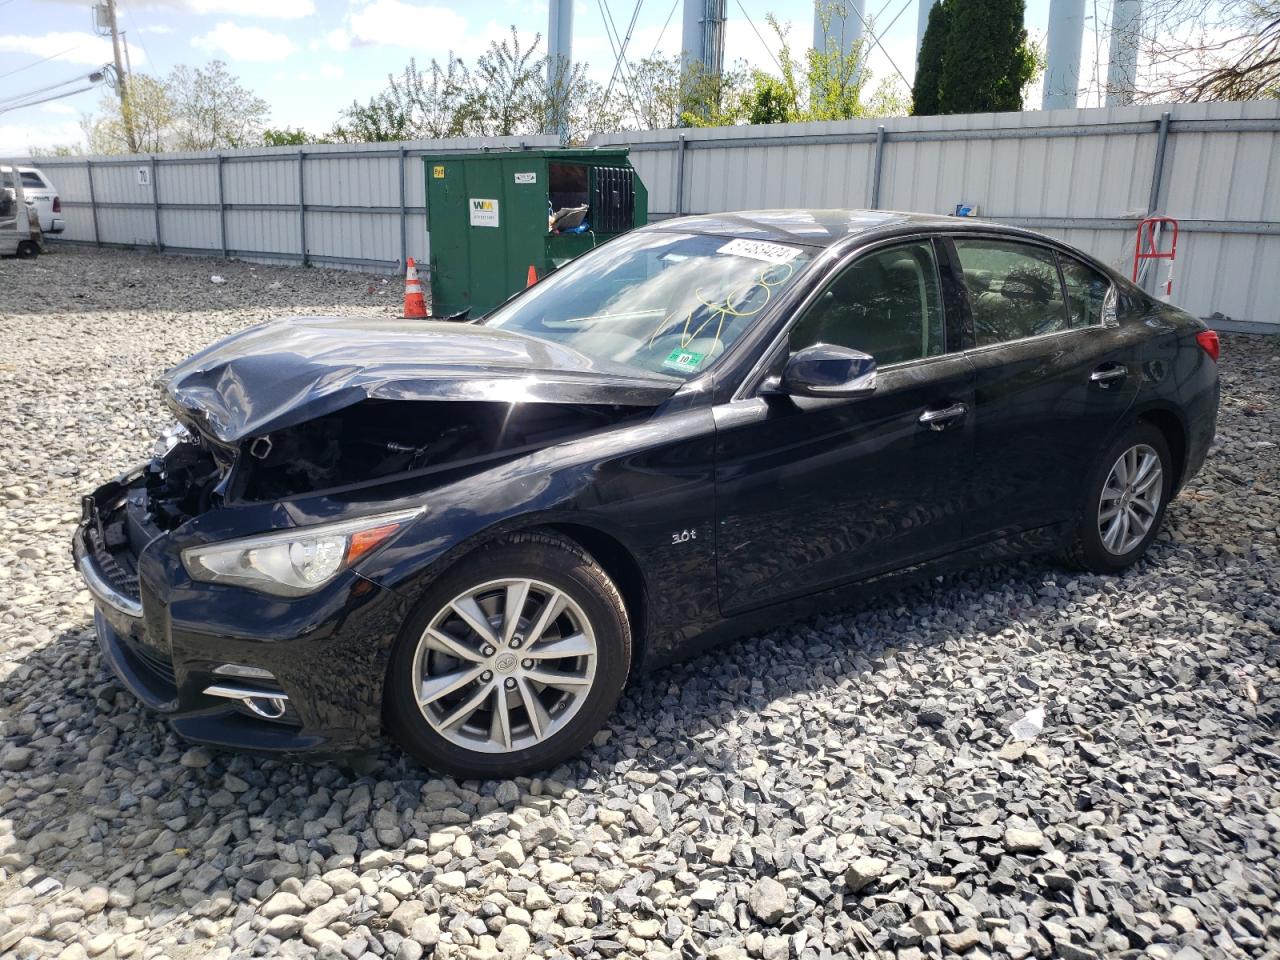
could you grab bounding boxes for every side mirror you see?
[780,343,877,399]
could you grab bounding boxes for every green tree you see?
[82,73,172,153]
[937,0,1035,112]
[744,72,799,124]
[912,0,949,115]
[736,8,905,124]
[167,61,270,150]
[262,127,328,146]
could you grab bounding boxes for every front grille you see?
[85,513,141,603]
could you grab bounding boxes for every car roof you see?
[648,209,964,247]
[646,208,1088,252]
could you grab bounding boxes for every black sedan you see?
[73,210,1220,778]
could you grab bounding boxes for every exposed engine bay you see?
[147,399,648,527]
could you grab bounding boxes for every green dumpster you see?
[423,148,648,318]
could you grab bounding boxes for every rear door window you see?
[953,239,1070,347]
[20,172,46,190]
[1059,255,1112,328]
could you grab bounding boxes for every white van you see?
[0,165,64,235]
[1,168,42,258]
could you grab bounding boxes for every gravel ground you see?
[0,247,1277,960]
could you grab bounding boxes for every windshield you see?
[482,230,815,379]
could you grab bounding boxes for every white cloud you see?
[348,1,468,45]
[309,28,350,53]
[338,1,502,57]
[319,62,345,79]
[0,31,146,67]
[43,103,77,115]
[0,118,85,155]
[192,21,296,61]
[186,0,316,16]
[138,25,175,35]
[105,0,315,16]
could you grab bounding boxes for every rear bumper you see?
[72,477,403,759]
[49,218,64,234]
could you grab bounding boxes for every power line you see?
[733,0,785,75]
[0,68,108,107]
[0,84,98,115]
[650,0,680,59]
[847,1,912,88]
[602,0,645,105]
[0,45,78,81]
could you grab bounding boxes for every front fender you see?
[348,406,722,670]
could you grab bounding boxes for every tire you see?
[16,241,38,259]
[1059,421,1173,573]
[384,531,631,779]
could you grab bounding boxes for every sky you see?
[1,0,1097,154]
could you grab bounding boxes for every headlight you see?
[181,508,423,597]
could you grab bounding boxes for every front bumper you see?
[72,474,404,758]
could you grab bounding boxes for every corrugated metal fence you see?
[16,100,1279,329]
[20,135,558,272]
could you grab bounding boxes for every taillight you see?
[1195,329,1220,362]
[52,197,61,213]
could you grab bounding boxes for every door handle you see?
[918,402,968,431]
[1090,364,1127,384]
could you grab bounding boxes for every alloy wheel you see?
[1098,443,1163,555]
[411,578,597,754]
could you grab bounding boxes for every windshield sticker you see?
[663,348,706,373]
[717,238,802,264]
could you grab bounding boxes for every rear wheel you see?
[1059,422,1172,573]
[16,241,38,259]
[384,532,630,778]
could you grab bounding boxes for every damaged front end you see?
[73,314,680,757]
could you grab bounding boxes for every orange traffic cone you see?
[403,258,428,319]
[526,264,538,287]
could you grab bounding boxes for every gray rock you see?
[747,877,790,925]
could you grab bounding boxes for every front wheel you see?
[384,532,631,779]
[1060,422,1172,573]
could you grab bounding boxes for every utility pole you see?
[103,0,139,153]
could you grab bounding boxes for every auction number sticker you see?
[469,198,500,228]
[432,164,446,179]
[717,238,801,264]
[514,171,537,184]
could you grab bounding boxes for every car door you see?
[946,236,1140,539]
[713,237,976,617]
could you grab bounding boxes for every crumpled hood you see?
[160,316,680,443]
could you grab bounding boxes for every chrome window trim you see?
[959,322,1099,359]
[734,232,947,402]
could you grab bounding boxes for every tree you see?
[621,56,689,129]
[735,8,906,124]
[81,61,269,153]
[807,2,874,119]
[744,72,799,124]
[168,61,270,150]
[340,56,475,141]
[1136,0,1280,101]
[262,127,330,146]
[468,28,545,136]
[82,73,172,153]
[912,0,949,115]
[937,0,1035,112]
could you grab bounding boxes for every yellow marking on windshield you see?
[648,261,796,354]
